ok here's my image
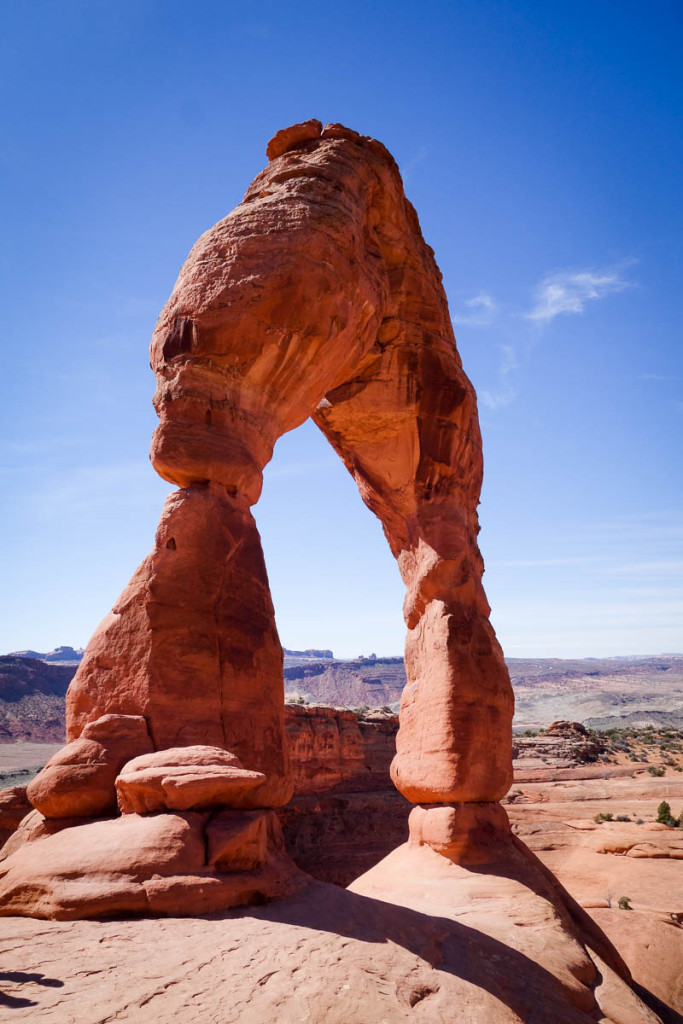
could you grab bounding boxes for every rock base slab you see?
[0,807,302,920]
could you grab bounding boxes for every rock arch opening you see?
[255,417,405,662]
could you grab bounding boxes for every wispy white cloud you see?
[607,559,683,578]
[480,384,517,410]
[524,265,635,324]
[452,291,497,328]
[480,343,518,409]
[456,260,636,412]
[401,146,428,182]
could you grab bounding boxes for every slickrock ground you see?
[2,716,682,1021]
[509,773,683,1021]
[0,859,665,1023]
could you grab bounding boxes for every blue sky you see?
[1,0,681,659]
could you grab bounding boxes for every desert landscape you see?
[4,648,682,748]
[2,8,681,1018]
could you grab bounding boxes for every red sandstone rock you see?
[66,487,291,809]
[547,720,589,736]
[284,704,365,794]
[0,811,205,918]
[116,745,265,813]
[207,808,270,870]
[0,876,663,1023]
[0,784,30,831]
[0,784,31,848]
[408,801,512,865]
[145,119,513,807]
[266,118,322,160]
[4,120,512,917]
[349,837,658,1023]
[0,808,302,919]
[26,714,152,818]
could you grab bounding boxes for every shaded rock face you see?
[0,786,31,849]
[280,705,409,885]
[1,120,514,920]
[285,704,398,795]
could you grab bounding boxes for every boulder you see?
[26,714,152,818]
[116,745,265,813]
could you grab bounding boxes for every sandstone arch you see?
[0,120,515,917]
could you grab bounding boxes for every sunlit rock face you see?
[0,120,514,919]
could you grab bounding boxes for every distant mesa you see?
[13,646,330,667]
[9,646,84,665]
[283,648,333,661]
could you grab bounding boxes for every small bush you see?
[615,814,631,822]
[618,896,632,910]
[648,766,665,777]
[657,800,673,824]
[594,812,613,823]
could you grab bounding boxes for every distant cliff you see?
[8,646,84,665]
[0,657,74,742]
[284,656,405,706]
[2,650,683,741]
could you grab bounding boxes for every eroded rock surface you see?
[116,746,265,814]
[1,846,664,1023]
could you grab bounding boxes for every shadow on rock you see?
[0,971,64,1009]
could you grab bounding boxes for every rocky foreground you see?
[1,712,682,1022]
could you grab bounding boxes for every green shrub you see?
[618,896,632,910]
[594,812,613,823]
[657,800,672,824]
[648,766,665,777]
